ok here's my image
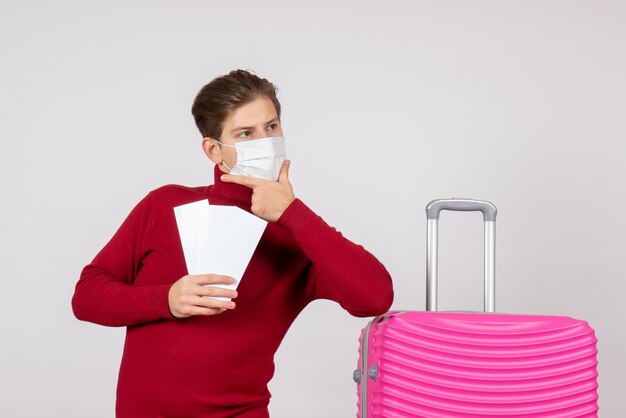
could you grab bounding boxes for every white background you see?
[1,0,624,416]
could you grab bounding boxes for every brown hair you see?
[191,69,281,140]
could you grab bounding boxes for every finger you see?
[192,274,236,285]
[185,306,228,316]
[197,285,238,299]
[278,160,291,185]
[220,173,263,188]
[193,296,236,310]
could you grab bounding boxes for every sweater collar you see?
[206,164,253,209]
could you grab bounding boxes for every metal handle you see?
[427,198,497,221]
[426,198,497,313]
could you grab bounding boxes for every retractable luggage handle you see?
[426,199,497,312]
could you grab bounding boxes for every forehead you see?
[223,96,278,129]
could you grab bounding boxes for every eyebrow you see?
[230,118,280,133]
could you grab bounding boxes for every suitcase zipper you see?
[359,314,388,418]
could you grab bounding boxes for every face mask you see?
[220,136,287,181]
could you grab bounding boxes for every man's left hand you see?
[221,160,296,222]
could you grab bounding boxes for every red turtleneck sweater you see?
[72,165,394,417]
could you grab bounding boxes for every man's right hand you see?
[168,274,238,318]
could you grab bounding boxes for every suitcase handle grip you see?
[426,198,497,312]
[426,198,497,221]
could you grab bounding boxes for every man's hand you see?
[168,274,238,318]
[221,160,296,222]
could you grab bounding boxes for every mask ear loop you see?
[222,160,233,173]
[212,138,235,173]
[217,142,236,148]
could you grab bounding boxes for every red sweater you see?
[72,165,394,418]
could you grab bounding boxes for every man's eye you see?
[239,130,252,137]
[267,123,277,131]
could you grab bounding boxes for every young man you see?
[72,69,394,417]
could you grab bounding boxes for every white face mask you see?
[219,136,287,181]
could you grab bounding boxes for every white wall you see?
[1,0,624,416]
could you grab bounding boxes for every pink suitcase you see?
[355,199,599,417]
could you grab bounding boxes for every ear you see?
[202,137,222,164]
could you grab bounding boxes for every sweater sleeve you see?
[72,191,173,327]
[275,199,394,317]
